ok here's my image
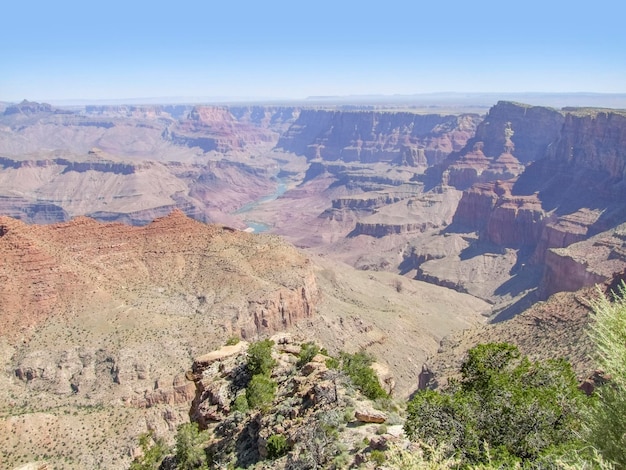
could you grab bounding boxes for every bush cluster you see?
[583,282,626,468]
[235,339,278,412]
[405,343,586,467]
[339,351,388,400]
[129,423,209,470]
[296,341,320,368]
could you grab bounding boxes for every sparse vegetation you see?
[369,449,386,466]
[129,432,168,470]
[225,336,240,346]
[174,422,209,470]
[231,393,249,414]
[246,339,276,376]
[296,341,320,368]
[266,434,289,459]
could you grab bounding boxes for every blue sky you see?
[1,1,624,102]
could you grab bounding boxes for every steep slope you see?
[422,271,626,392]
[0,211,488,469]
[398,104,626,312]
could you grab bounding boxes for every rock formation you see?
[187,335,399,468]
[426,104,626,302]
[277,110,481,165]
[0,210,318,343]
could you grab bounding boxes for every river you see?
[233,179,288,232]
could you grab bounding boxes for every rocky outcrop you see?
[540,222,626,298]
[83,105,174,119]
[514,109,626,212]
[453,180,545,247]
[351,220,438,238]
[277,110,480,165]
[172,106,277,153]
[228,106,300,133]
[445,106,626,302]
[332,187,420,211]
[188,336,398,468]
[443,148,525,189]
[0,156,137,174]
[548,109,626,181]
[436,102,563,190]
[0,196,68,224]
[470,101,565,164]
[354,406,387,423]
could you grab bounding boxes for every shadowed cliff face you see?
[447,106,626,299]
[432,101,564,190]
[471,101,565,164]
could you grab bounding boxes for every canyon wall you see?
[277,110,481,165]
[438,101,564,190]
[450,106,626,297]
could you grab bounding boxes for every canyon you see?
[2,96,626,468]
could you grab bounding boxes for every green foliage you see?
[325,356,340,369]
[339,351,388,400]
[266,434,289,460]
[297,341,320,368]
[246,339,276,376]
[175,422,209,470]
[404,343,586,467]
[584,282,626,468]
[369,449,386,465]
[231,393,249,414]
[129,432,168,470]
[246,374,277,411]
[225,336,240,346]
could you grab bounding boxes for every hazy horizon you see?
[2,1,624,103]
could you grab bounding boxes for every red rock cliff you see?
[0,210,319,343]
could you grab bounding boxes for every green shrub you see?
[325,356,340,369]
[231,393,249,414]
[246,374,277,411]
[583,282,626,468]
[266,434,288,459]
[225,336,240,346]
[174,422,209,470]
[297,342,320,368]
[404,343,586,466]
[129,432,168,470]
[369,449,386,466]
[340,351,387,400]
[246,339,276,376]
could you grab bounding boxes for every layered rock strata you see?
[277,110,481,165]
[0,210,319,343]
